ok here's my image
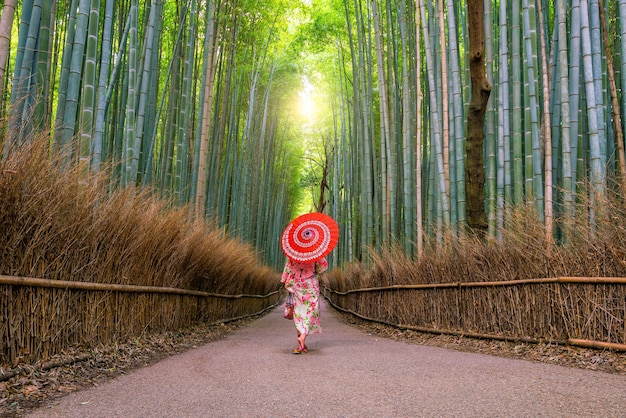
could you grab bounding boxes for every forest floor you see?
[1,307,624,417]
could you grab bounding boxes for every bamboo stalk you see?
[558,277,626,284]
[323,277,626,295]
[0,351,93,382]
[0,275,279,299]
[567,338,626,352]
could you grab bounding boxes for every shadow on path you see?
[28,300,626,417]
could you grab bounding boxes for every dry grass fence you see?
[322,201,626,352]
[322,277,626,351]
[0,137,282,369]
[0,275,281,368]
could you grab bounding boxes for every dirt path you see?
[28,301,626,417]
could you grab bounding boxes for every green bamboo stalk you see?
[438,0,450,229]
[108,6,132,182]
[340,9,359,260]
[175,0,197,205]
[134,0,159,184]
[155,5,182,192]
[397,0,413,255]
[195,0,217,220]
[142,0,164,185]
[371,0,391,243]
[589,0,607,166]
[522,0,544,217]
[92,0,115,173]
[59,0,90,159]
[580,0,605,214]
[569,0,582,191]
[33,0,52,131]
[537,0,553,242]
[79,0,101,180]
[496,0,511,240]
[485,0,496,237]
[446,0,465,229]
[335,46,349,260]
[51,0,76,154]
[510,0,524,205]
[123,0,138,186]
[557,0,573,225]
[420,0,449,231]
[190,0,213,204]
[384,0,400,242]
[351,0,374,254]
[158,46,180,193]
[6,0,39,149]
[415,0,423,258]
[207,33,228,217]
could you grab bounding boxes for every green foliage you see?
[3,0,625,271]
[293,0,345,53]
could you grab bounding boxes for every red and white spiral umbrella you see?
[281,212,339,262]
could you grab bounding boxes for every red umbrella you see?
[281,212,339,262]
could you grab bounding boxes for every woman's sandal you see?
[292,346,308,354]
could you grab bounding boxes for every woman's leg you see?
[293,330,307,353]
[298,332,307,350]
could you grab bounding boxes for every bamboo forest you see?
[1,0,626,269]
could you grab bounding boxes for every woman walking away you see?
[280,212,339,353]
[281,257,328,354]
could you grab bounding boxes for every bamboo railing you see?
[0,275,281,367]
[322,277,626,351]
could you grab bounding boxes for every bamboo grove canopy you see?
[0,0,625,266]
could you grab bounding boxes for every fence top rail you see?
[0,275,280,299]
[323,276,626,295]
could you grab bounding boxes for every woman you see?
[281,256,328,354]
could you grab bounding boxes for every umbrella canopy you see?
[281,212,339,262]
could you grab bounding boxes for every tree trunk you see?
[465,0,490,233]
[316,144,330,214]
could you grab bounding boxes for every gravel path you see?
[28,301,626,417]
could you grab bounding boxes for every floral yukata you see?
[281,257,328,336]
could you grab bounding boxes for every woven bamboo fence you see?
[0,275,281,366]
[322,277,626,351]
